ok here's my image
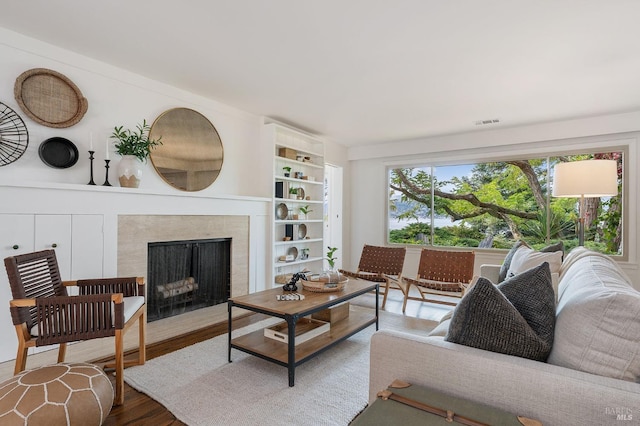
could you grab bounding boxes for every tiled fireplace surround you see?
[117,215,250,299]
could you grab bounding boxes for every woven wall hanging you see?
[14,68,88,128]
[0,102,29,166]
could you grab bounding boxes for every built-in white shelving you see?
[263,123,326,287]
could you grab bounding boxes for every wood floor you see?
[7,287,456,425]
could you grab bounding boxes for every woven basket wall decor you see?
[14,68,88,128]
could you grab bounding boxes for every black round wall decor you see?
[38,137,79,169]
[0,102,29,166]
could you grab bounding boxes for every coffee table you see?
[228,279,379,386]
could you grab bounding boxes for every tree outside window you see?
[388,151,623,255]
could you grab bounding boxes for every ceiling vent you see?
[474,118,500,126]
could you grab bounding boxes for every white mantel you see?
[0,183,271,294]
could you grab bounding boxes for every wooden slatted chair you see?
[339,245,406,309]
[4,249,146,406]
[402,248,475,313]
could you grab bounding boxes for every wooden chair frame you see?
[402,248,475,312]
[339,245,406,309]
[4,249,146,406]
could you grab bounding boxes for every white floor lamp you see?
[552,159,618,246]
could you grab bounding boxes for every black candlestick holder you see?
[87,151,96,185]
[103,159,112,186]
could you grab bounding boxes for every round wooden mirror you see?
[149,108,223,191]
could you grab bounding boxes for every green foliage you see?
[299,205,312,215]
[326,246,338,269]
[522,209,574,241]
[389,222,431,244]
[388,152,623,255]
[111,119,162,162]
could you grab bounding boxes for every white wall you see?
[0,27,270,197]
[0,27,352,293]
[347,129,640,289]
[0,26,275,296]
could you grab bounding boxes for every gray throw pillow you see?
[445,263,555,361]
[498,240,526,283]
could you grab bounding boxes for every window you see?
[388,151,624,255]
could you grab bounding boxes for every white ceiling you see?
[2,1,640,146]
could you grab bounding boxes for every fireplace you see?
[147,238,231,322]
[117,215,250,312]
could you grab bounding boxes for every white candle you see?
[105,139,110,160]
[89,132,93,151]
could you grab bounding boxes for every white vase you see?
[117,155,144,188]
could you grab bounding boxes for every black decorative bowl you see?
[39,137,79,168]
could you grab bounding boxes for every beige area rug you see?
[124,310,435,425]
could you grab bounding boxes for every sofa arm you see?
[370,330,639,425]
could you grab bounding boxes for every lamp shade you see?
[552,159,618,198]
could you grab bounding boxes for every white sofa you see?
[369,247,640,425]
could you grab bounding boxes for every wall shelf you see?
[265,123,326,287]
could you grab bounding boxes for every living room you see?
[1,2,639,425]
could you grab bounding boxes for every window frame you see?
[384,140,630,260]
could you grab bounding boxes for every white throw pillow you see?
[507,245,562,279]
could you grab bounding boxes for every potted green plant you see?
[288,186,298,199]
[282,166,291,177]
[299,205,313,219]
[320,246,341,284]
[326,246,338,269]
[111,119,162,188]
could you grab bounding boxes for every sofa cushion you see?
[548,247,640,382]
[499,241,563,283]
[498,240,525,283]
[506,245,563,281]
[445,263,555,361]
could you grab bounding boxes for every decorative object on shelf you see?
[282,166,291,177]
[276,203,288,220]
[264,317,329,345]
[275,273,293,285]
[302,274,348,292]
[14,68,88,128]
[299,205,312,219]
[297,224,307,240]
[301,248,309,260]
[283,272,307,292]
[294,171,303,179]
[289,186,298,199]
[287,246,299,260]
[38,137,79,168]
[316,246,343,287]
[326,246,338,269]
[103,159,112,186]
[278,147,297,160]
[116,155,144,188]
[87,150,96,185]
[0,102,29,166]
[149,107,223,192]
[296,187,305,200]
[276,293,305,301]
[111,120,162,188]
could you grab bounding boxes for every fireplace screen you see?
[147,238,231,322]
